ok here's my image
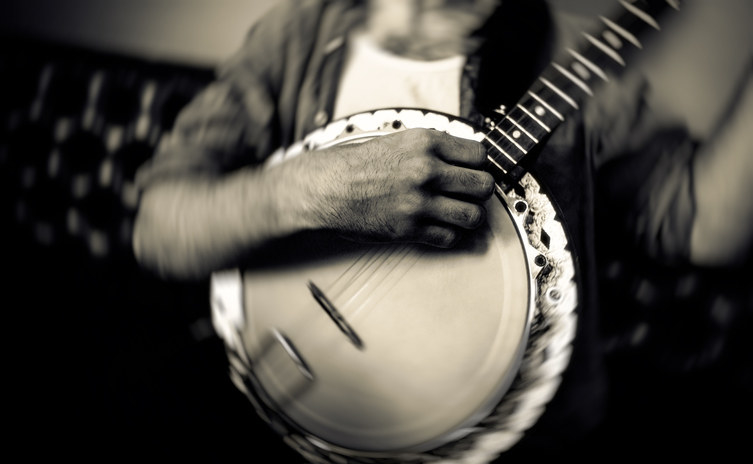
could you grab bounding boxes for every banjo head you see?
[210,109,578,462]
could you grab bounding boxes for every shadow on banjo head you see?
[243,224,494,273]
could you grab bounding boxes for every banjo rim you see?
[209,108,579,462]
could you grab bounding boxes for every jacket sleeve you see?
[134,2,301,190]
[589,72,697,264]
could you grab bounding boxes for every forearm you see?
[132,161,318,280]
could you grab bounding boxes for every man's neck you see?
[365,0,499,61]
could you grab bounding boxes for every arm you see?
[133,128,494,281]
[594,66,752,269]
[133,160,306,281]
[689,63,753,267]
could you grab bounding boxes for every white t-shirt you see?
[333,32,466,119]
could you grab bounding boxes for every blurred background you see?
[1,0,750,461]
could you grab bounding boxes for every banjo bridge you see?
[307,280,365,350]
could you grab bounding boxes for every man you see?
[131,0,751,460]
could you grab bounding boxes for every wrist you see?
[241,155,330,242]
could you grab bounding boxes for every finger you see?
[431,165,495,200]
[416,223,460,248]
[431,132,488,169]
[425,196,487,230]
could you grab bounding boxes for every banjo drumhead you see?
[242,194,532,452]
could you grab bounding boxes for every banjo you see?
[210,1,680,462]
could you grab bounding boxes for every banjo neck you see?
[482,0,681,186]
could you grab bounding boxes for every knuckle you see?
[457,139,487,166]
[475,142,488,163]
[462,170,494,196]
[425,226,457,248]
[460,169,479,187]
[458,203,485,228]
[479,172,495,195]
[470,204,487,227]
[438,228,459,247]
[410,128,437,146]
[398,191,427,218]
[388,222,410,241]
[454,169,494,198]
[408,154,440,184]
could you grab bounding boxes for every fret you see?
[576,39,623,79]
[506,116,539,143]
[567,48,609,83]
[619,0,661,30]
[494,122,533,155]
[609,2,672,47]
[483,137,516,172]
[485,132,520,164]
[539,77,580,109]
[583,32,626,67]
[485,151,509,175]
[573,2,678,78]
[503,103,554,146]
[600,15,643,49]
[555,51,606,90]
[520,75,581,126]
[487,126,530,160]
[514,104,551,133]
[492,118,538,148]
[519,85,567,130]
[552,62,594,96]
[527,90,565,121]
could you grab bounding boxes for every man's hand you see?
[300,128,495,247]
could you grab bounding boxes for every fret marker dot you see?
[603,30,622,49]
[535,106,546,117]
[512,130,521,139]
[572,62,590,80]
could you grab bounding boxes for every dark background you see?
[2,1,751,462]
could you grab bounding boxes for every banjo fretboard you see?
[483,0,681,182]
